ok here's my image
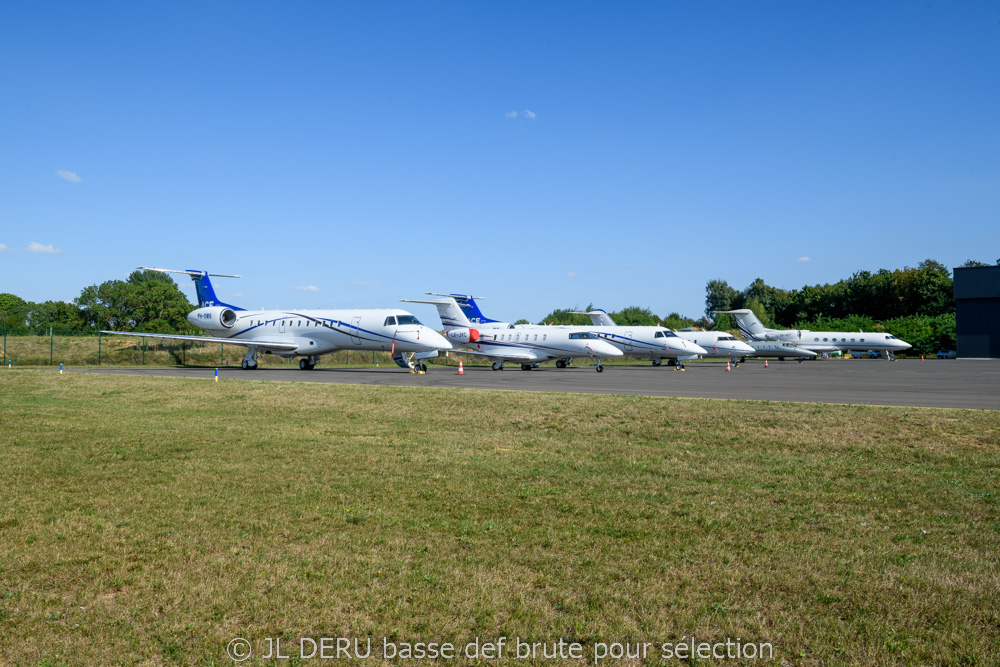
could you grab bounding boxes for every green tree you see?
[537,307,592,325]
[76,278,193,332]
[609,306,659,326]
[25,300,86,330]
[705,279,741,329]
[0,293,29,328]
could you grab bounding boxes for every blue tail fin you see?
[452,294,502,325]
[183,269,244,310]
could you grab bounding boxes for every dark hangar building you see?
[954,265,1000,359]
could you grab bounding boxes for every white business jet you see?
[401,295,623,372]
[447,296,707,367]
[103,268,451,371]
[573,309,749,363]
[715,309,912,360]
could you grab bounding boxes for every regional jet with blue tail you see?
[102,268,451,371]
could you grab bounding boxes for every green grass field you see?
[2,371,997,665]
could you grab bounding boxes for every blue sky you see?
[2,1,998,323]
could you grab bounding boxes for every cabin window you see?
[543,334,547,341]
[851,338,856,342]
[384,316,397,326]
[533,334,537,341]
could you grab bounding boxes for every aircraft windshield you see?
[396,315,422,326]
[569,332,596,340]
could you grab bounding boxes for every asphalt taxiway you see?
[75,359,1000,410]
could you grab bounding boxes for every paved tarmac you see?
[76,358,1000,410]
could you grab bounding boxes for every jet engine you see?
[445,328,480,345]
[188,306,239,329]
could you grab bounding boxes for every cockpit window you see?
[384,316,397,326]
[569,332,596,340]
[887,335,897,340]
[395,315,421,326]
[654,331,663,338]
[661,330,677,338]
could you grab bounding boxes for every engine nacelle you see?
[445,328,480,345]
[188,306,238,329]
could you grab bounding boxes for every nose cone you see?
[406,327,451,351]
[896,340,912,351]
[590,340,623,357]
[427,328,453,350]
[679,341,708,356]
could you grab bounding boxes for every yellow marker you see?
[59,363,63,375]
[215,368,219,382]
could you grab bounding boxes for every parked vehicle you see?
[936,349,957,359]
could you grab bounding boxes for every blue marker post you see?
[59,363,63,375]
[215,368,219,382]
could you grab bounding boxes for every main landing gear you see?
[492,361,505,371]
[241,347,260,370]
[299,355,320,370]
[652,359,662,367]
[555,359,572,369]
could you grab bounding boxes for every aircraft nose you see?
[428,329,453,350]
[591,340,623,357]
[684,342,709,356]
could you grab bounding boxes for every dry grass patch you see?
[0,372,998,665]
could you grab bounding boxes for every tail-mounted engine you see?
[445,328,480,345]
[188,306,239,329]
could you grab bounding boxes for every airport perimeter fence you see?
[0,327,402,368]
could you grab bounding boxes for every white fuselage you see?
[673,330,755,358]
[585,326,707,360]
[189,306,451,358]
[764,329,911,354]
[448,325,623,363]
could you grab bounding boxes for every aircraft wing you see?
[800,344,840,352]
[447,347,538,361]
[100,330,300,352]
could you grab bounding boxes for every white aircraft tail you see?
[400,295,472,329]
[569,310,617,326]
[713,309,770,341]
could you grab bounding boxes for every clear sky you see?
[2,1,998,323]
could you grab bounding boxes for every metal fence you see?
[0,327,390,368]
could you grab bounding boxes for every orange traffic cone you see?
[457,360,464,375]
[725,360,731,372]
[764,359,769,368]
[921,355,924,361]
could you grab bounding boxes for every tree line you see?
[704,258,998,355]
[0,270,194,333]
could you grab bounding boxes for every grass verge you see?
[1,371,997,665]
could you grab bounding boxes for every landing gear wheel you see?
[492,362,504,371]
[242,360,249,370]
[652,359,662,366]
[778,356,785,362]
[555,359,566,369]
[596,364,604,373]
[418,363,427,372]
[521,364,532,371]
[667,359,676,367]
[299,359,309,370]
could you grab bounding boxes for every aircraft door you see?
[279,318,286,334]
[350,316,362,345]
[624,331,633,351]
